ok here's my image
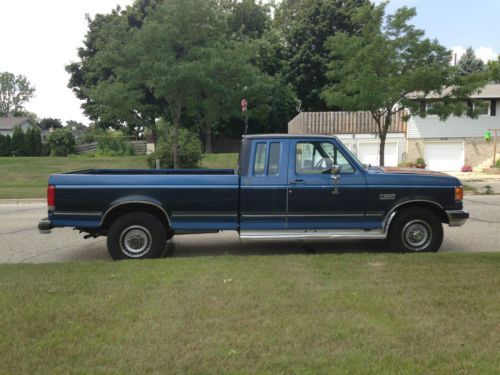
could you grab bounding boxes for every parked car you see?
[39,134,468,259]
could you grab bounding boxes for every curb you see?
[0,199,45,205]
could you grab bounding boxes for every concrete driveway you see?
[1,195,500,263]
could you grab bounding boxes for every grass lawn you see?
[0,153,239,199]
[0,253,499,374]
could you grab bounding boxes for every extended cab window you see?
[295,141,355,174]
[253,142,281,176]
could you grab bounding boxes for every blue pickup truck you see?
[39,134,468,259]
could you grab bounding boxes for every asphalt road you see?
[1,196,500,263]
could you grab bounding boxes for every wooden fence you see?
[288,111,407,135]
[75,140,147,155]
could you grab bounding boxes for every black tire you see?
[107,212,167,260]
[387,207,443,253]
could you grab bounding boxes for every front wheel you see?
[107,212,167,260]
[387,207,443,252]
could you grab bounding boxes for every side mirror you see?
[331,165,341,175]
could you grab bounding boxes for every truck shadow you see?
[166,232,390,258]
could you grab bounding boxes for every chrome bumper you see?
[446,210,469,227]
[38,217,54,234]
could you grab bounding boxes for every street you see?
[1,195,500,263]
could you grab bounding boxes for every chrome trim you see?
[240,228,386,240]
[446,209,469,227]
[53,211,101,217]
[171,213,237,218]
[385,199,444,220]
[287,213,364,217]
[99,201,171,226]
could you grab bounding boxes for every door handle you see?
[290,179,305,185]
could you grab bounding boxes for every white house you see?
[288,111,407,167]
[407,84,500,171]
[0,117,40,137]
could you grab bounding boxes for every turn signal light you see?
[455,186,463,202]
[47,185,55,211]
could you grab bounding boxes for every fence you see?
[75,140,148,155]
[288,111,408,135]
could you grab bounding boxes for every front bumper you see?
[38,217,54,234]
[446,210,469,227]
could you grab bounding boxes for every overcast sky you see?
[1,0,498,125]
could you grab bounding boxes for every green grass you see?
[0,253,499,374]
[0,153,238,199]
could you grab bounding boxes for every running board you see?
[239,229,386,240]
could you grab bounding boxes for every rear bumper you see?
[38,217,54,234]
[446,210,469,227]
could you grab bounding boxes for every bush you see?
[0,134,12,156]
[46,128,76,156]
[11,126,25,156]
[495,159,500,168]
[148,127,202,168]
[398,161,415,168]
[95,133,133,157]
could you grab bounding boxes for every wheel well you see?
[391,202,448,224]
[100,203,171,234]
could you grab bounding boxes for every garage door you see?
[357,142,398,167]
[424,142,464,172]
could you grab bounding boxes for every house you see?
[288,83,500,171]
[406,83,500,172]
[0,117,40,137]
[288,111,408,167]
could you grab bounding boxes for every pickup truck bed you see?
[39,134,468,259]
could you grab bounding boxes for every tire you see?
[387,207,443,253]
[107,212,167,260]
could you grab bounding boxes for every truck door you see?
[287,139,367,229]
[240,139,289,230]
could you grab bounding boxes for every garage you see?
[357,142,399,167]
[424,142,464,171]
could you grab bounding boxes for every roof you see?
[408,83,500,100]
[243,134,338,140]
[0,117,37,130]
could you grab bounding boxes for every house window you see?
[474,100,490,115]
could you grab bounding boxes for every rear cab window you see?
[252,141,282,177]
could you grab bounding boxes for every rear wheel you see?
[387,207,443,252]
[107,212,167,260]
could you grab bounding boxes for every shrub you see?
[95,133,133,157]
[0,134,12,156]
[496,159,500,168]
[148,127,202,168]
[398,161,415,168]
[461,165,473,172]
[415,157,426,168]
[46,128,76,156]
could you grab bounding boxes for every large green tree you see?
[275,0,371,111]
[322,4,489,166]
[0,72,35,117]
[38,118,63,131]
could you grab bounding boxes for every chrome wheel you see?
[119,225,152,258]
[401,219,432,251]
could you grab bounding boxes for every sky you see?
[0,0,498,125]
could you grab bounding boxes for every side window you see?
[253,143,267,176]
[267,142,281,176]
[296,142,355,174]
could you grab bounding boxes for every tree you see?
[488,57,500,83]
[228,0,270,38]
[321,4,489,166]
[275,0,371,111]
[0,72,36,117]
[457,47,485,76]
[46,128,76,156]
[11,126,25,156]
[38,118,63,131]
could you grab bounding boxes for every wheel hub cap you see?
[119,225,152,258]
[402,220,432,251]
